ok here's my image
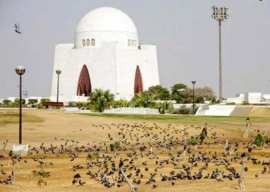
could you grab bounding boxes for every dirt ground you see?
[0,110,270,192]
[249,107,270,117]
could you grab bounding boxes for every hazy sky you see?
[0,0,269,98]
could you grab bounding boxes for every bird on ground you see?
[119,158,124,169]
[79,179,86,185]
[1,170,7,175]
[72,179,78,185]
[73,173,81,179]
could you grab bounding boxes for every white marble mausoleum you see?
[50,7,160,102]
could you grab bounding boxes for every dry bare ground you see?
[249,107,270,117]
[0,109,270,192]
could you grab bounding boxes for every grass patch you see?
[81,113,270,126]
[0,113,44,125]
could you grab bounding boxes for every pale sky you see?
[0,0,269,98]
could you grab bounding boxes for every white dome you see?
[76,7,138,34]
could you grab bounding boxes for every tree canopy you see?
[131,92,155,108]
[88,89,114,112]
[146,85,170,100]
[170,83,188,103]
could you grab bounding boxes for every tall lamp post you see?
[56,69,61,102]
[15,65,26,144]
[212,6,229,102]
[191,80,196,115]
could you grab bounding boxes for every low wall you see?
[196,105,235,116]
[104,107,159,114]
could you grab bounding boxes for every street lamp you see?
[15,65,26,144]
[212,6,229,102]
[191,80,196,115]
[56,69,62,102]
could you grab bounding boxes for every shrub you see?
[187,137,199,146]
[41,98,50,103]
[76,101,88,108]
[112,99,130,108]
[28,99,38,105]
[3,99,11,105]
[254,134,264,147]
[37,103,44,109]
[68,101,76,107]
[32,162,53,188]
[178,105,190,114]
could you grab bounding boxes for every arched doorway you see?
[77,65,91,96]
[134,65,143,94]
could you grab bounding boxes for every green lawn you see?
[82,113,270,125]
[0,113,44,125]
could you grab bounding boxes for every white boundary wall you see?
[104,107,159,114]
[196,105,235,116]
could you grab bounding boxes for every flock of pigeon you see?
[0,122,270,191]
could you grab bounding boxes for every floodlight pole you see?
[19,75,22,143]
[15,66,26,144]
[191,81,196,115]
[56,69,62,102]
[212,6,229,102]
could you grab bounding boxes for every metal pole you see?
[57,74,59,102]
[19,75,22,144]
[219,20,222,101]
[193,83,195,114]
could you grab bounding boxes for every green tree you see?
[170,83,188,103]
[3,99,12,105]
[155,101,173,114]
[196,96,205,104]
[147,85,170,100]
[88,89,114,112]
[131,92,155,108]
[14,98,26,106]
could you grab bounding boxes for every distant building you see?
[226,92,270,104]
[50,7,160,102]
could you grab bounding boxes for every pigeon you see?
[73,173,81,179]
[72,179,78,185]
[79,179,86,185]
[15,23,21,34]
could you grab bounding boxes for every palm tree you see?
[155,101,173,114]
[131,92,155,108]
[88,89,114,112]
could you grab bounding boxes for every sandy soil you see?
[0,110,270,192]
[249,107,270,117]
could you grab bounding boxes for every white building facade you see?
[50,7,160,102]
[226,92,270,104]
